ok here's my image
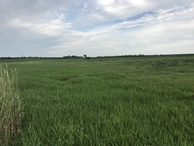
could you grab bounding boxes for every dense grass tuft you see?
[0,64,22,146]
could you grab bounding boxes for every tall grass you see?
[1,55,194,145]
[0,64,22,146]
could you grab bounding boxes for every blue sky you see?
[0,0,194,57]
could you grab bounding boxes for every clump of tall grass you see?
[0,64,22,146]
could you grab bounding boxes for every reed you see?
[0,64,22,146]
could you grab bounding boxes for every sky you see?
[0,0,194,57]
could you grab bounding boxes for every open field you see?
[1,55,194,145]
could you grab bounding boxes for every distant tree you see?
[83,54,87,58]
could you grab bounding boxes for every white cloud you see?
[46,2,194,56]
[0,0,194,57]
[11,18,72,36]
[97,0,115,6]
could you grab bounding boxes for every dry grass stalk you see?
[0,64,22,146]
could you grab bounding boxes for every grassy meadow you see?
[0,55,194,145]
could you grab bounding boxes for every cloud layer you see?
[0,0,194,57]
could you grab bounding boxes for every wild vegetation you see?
[0,55,194,145]
[0,65,22,146]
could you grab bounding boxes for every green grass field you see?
[1,55,194,146]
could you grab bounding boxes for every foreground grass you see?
[0,65,22,146]
[1,55,194,145]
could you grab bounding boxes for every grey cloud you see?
[0,0,194,57]
[0,25,61,56]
